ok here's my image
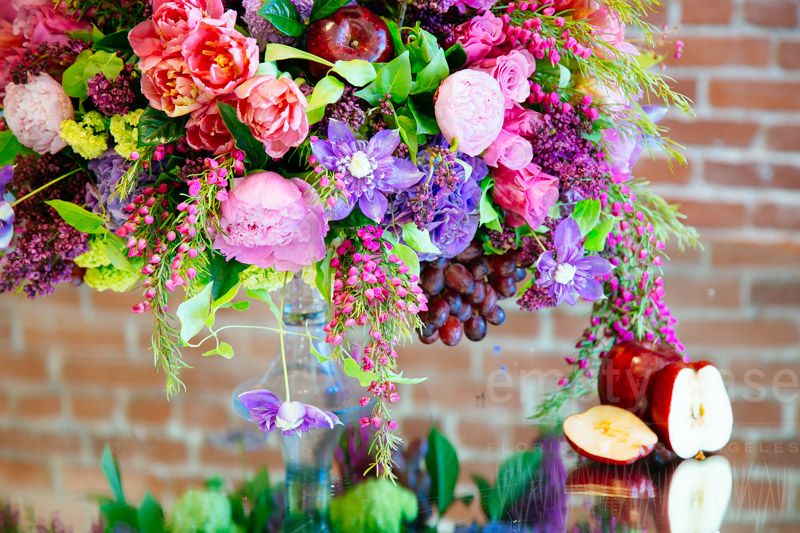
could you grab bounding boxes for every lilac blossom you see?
[535,218,613,305]
[311,120,422,222]
[238,389,341,436]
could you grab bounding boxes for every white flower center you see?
[275,415,303,432]
[554,263,577,284]
[347,151,374,179]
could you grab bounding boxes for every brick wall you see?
[1,0,799,529]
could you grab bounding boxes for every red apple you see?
[563,405,658,465]
[305,6,394,79]
[598,341,683,418]
[649,361,733,459]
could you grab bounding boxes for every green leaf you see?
[307,75,345,124]
[100,501,138,529]
[137,107,188,147]
[217,102,268,168]
[211,281,241,313]
[136,492,165,533]
[331,59,377,87]
[310,0,350,22]
[425,427,459,515]
[245,288,282,321]
[46,200,106,234]
[406,99,439,135]
[95,30,133,53]
[478,179,501,231]
[572,199,601,236]
[395,108,418,162]
[377,51,412,103]
[264,43,333,66]
[309,339,329,363]
[259,0,304,38]
[406,26,441,72]
[472,474,500,522]
[231,300,251,311]
[386,20,406,54]
[386,371,427,385]
[401,222,440,254]
[411,48,449,95]
[0,130,30,166]
[444,42,467,70]
[558,64,571,88]
[254,61,280,78]
[101,444,126,503]
[62,50,124,99]
[176,283,213,343]
[314,249,333,300]
[392,243,420,278]
[209,255,248,300]
[101,235,135,271]
[495,449,542,517]
[584,217,615,252]
[343,357,377,387]
[203,341,234,359]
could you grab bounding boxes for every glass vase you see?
[232,276,360,531]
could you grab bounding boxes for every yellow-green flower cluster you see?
[239,266,291,293]
[76,237,139,292]
[74,237,111,268]
[109,108,144,158]
[59,111,107,159]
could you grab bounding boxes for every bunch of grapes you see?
[418,242,533,346]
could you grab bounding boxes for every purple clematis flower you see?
[0,165,12,196]
[0,200,14,250]
[238,389,341,436]
[535,218,614,306]
[311,120,422,222]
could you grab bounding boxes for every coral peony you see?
[140,52,211,117]
[483,129,533,170]
[10,0,89,48]
[186,97,236,155]
[182,18,258,96]
[492,163,559,229]
[434,70,504,157]
[472,50,536,107]
[235,75,309,159]
[3,73,73,154]
[455,10,505,63]
[214,171,327,271]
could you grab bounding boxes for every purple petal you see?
[327,119,356,144]
[554,218,582,261]
[304,404,341,429]
[536,251,557,274]
[238,389,282,430]
[367,128,401,157]
[311,140,337,166]
[276,401,307,434]
[358,191,388,222]
[327,195,356,221]
[574,255,614,277]
[388,158,424,190]
[577,277,605,302]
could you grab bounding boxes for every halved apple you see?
[649,362,733,459]
[563,405,658,465]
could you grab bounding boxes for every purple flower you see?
[0,165,12,196]
[312,120,422,222]
[0,200,14,250]
[535,218,613,305]
[238,389,341,436]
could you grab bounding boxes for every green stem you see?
[10,168,81,207]
[280,272,291,402]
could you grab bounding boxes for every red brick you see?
[635,157,692,185]
[0,353,49,382]
[401,339,473,378]
[503,308,542,338]
[126,395,174,426]
[677,318,799,348]
[704,161,765,188]
[553,311,591,340]
[771,164,800,189]
[733,478,786,512]
[765,124,800,152]
[0,391,8,415]
[0,458,51,490]
[753,202,800,230]
[732,400,784,430]
[180,398,231,431]
[458,420,508,451]
[744,0,798,28]
[15,391,63,419]
[663,118,758,148]
[710,80,800,111]
[199,444,283,472]
[778,40,800,69]
[712,239,800,268]
[141,437,188,465]
[62,358,164,389]
[753,440,800,468]
[664,275,741,308]
[670,36,771,67]
[70,392,117,422]
[682,0,733,24]
[0,428,81,457]
[751,279,800,306]
[669,199,747,229]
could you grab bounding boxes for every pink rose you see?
[235,75,309,159]
[455,11,505,63]
[503,103,542,137]
[483,129,533,170]
[434,69,504,157]
[3,73,73,154]
[182,18,258,96]
[0,20,24,98]
[10,0,89,48]
[141,53,211,117]
[472,50,535,107]
[214,171,328,272]
[186,97,236,155]
[493,163,559,229]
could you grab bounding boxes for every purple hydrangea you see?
[239,389,341,436]
[312,120,422,222]
[86,151,140,230]
[535,218,614,305]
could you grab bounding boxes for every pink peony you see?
[434,69,504,157]
[214,171,328,271]
[3,73,73,154]
[452,0,498,13]
[182,18,258,96]
[587,6,638,56]
[493,163,559,229]
[10,0,89,48]
[483,129,533,170]
[235,75,309,159]
[472,50,535,107]
[186,97,236,155]
[503,103,542,137]
[455,11,505,63]
[141,52,211,117]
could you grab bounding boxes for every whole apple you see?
[305,6,394,79]
[598,341,683,418]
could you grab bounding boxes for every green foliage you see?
[310,0,350,22]
[306,75,345,124]
[392,242,421,277]
[0,130,31,166]
[264,43,333,66]
[176,283,213,343]
[425,426,460,516]
[411,48,448,95]
[330,59,377,86]
[572,199,601,236]
[137,107,189,147]
[479,178,502,231]
[583,217,615,252]
[259,0,304,38]
[45,200,107,234]
[167,489,234,533]
[62,50,124,99]
[356,51,412,105]
[330,479,418,533]
[401,222,440,254]
[94,30,134,53]
[217,102,269,169]
[473,449,543,521]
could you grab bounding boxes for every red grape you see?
[469,257,489,278]
[468,280,486,305]
[427,297,450,328]
[444,263,475,294]
[421,266,445,295]
[485,305,506,325]
[464,316,487,341]
[438,316,463,346]
[456,301,472,322]
[420,330,439,344]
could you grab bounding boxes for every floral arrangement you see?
[0,0,699,478]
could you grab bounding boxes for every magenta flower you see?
[535,218,613,305]
[238,389,341,436]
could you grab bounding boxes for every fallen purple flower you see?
[238,389,341,436]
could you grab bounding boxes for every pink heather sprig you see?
[305,143,347,209]
[324,225,427,478]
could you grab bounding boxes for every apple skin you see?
[598,341,683,418]
[305,6,394,79]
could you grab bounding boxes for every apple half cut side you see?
[563,405,658,465]
[649,362,733,459]
[660,455,733,533]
